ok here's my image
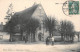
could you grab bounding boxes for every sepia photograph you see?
[0,0,80,52]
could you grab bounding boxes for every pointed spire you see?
[33,2,37,6]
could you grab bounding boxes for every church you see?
[9,3,50,42]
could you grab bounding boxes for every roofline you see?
[32,4,47,18]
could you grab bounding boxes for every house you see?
[0,22,4,31]
[74,32,80,42]
[0,22,5,40]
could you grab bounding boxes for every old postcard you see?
[0,0,80,52]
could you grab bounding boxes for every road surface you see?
[0,41,80,52]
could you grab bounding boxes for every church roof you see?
[12,4,39,19]
[9,4,47,24]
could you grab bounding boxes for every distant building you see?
[0,22,4,31]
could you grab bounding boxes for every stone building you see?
[10,3,49,41]
[8,3,62,42]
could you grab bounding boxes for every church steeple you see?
[33,2,37,6]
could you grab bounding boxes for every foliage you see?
[44,16,57,36]
[25,18,40,42]
[60,20,75,42]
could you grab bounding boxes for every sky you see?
[0,0,80,31]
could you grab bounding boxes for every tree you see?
[5,12,40,42]
[25,18,40,42]
[59,21,66,41]
[77,32,80,42]
[5,3,14,21]
[4,20,17,42]
[4,14,19,42]
[60,20,75,42]
[44,16,57,37]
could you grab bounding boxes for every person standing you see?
[46,36,50,45]
[46,37,49,45]
[51,36,54,45]
[24,35,28,43]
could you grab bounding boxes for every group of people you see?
[46,36,54,45]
